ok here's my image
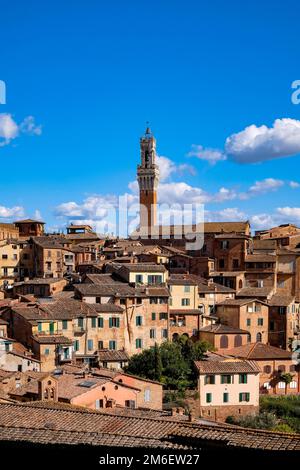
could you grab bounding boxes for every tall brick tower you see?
[137,126,159,233]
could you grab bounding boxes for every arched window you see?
[220,335,228,349]
[234,335,242,347]
[290,365,296,372]
[278,365,286,373]
[264,365,271,374]
[238,280,243,289]
[290,381,297,389]
[172,333,179,342]
[256,332,262,342]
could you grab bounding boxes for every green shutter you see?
[206,393,212,403]
[239,393,243,402]
[246,393,250,402]
[116,317,120,328]
[109,317,112,328]
[98,317,103,328]
[91,317,96,328]
[223,393,229,403]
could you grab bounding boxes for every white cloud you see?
[206,207,247,222]
[19,116,42,136]
[0,205,24,219]
[289,181,300,189]
[0,113,42,147]
[247,178,284,195]
[225,118,300,164]
[0,114,19,146]
[250,213,277,230]
[156,155,195,181]
[277,207,300,220]
[187,144,226,165]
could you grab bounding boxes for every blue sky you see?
[1,0,300,233]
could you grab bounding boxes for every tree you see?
[124,336,212,390]
[153,342,162,381]
[280,372,294,395]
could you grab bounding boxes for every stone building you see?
[14,219,45,238]
[195,358,260,422]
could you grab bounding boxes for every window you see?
[74,340,79,351]
[78,317,84,328]
[109,340,117,350]
[45,348,50,355]
[239,374,248,384]
[290,381,297,389]
[2,254,8,259]
[256,332,262,342]
[181,298,190,306]
[95,399,104,409]
[150,298,158,304]
[239,392,250,402]
[151,312,156,321]
[220,240,229,249]
[264,365,271,374]
[38,322,42,332]
[98,340,103,349]
[257,280,264,288]
[136,297,142,305]
[98,317,103,328]
[184,285,190,293]
[290,365,296,372]
[87,339,93,351]
[91,317,97,328]
[278,382,285,389]
[278,279,285,288]
[125,400,136,409]
[135,274,143,284]
[206,393,212,403]
[278,365,286,372]
[159,312,168,320]
[144,388,151,402]
[219,259,225,269]
[205,375,215,385]
[279,306,286,314]
[13,254,18,260]
[96,297,101,304]
[136,338,142,349]
[109,317,120,328]
[223,393,229,403]
[135,316,143,326]
[263,382,271,390]
[258,318,264,326]
[161,328,168,338]
[221,375,232,384]
[254,305,261,312]
[220,335,228,349]
[148,275,162,284]
[150,328,156,339]
[62,320,68,330]
[270,320,275,331]
[234,335,243,347]
[246,318,251,326]
[247,305,253,313]
[232,259,239,269]
[120,298,126,305]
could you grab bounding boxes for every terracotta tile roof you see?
[32,334,73,345]
[236,288,272,298]
[169,309,202,315]
[10,374,110,400]
[84,273,123,285]
[14,219,45,224]
[1,401,298,451]
[217,298,268,306]
[93,304,124,313]
[268,294,295,306]
[194,359,260,374]
[98,349,129,362]
[75,284,136,297]
[118,263,167,273]
[226,342,292,360]
[245,254,276,263]
[199,324,249,334]
[12,298,98,320]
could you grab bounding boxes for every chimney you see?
[188,411,195,422]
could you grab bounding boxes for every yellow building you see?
[0,240,20,288]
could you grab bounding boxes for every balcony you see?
[73,326,86,335]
